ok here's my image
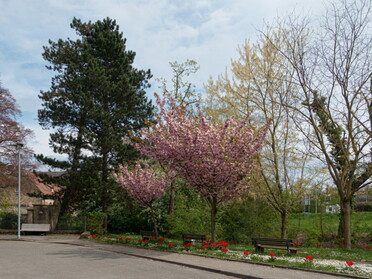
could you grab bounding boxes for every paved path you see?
[0,235,361,279]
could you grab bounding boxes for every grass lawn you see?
[289,212,372,235]
[87,233,372,278]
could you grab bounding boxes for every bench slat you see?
[21,224,51,232]
[182,232,206,245]
[258,245,298,250]
[252,237,298,254]
[21,224,50,231]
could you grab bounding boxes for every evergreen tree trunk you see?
[280,211,288,239]
[210,197,218,243]
[150,205,158,237]
[101,151,109,234]
[60,128,84,217]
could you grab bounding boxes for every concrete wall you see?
[26,203,61,231]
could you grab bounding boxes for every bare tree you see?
[0,80,34,173]
[267,0,371,248]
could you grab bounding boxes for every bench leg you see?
[255,247,264,253]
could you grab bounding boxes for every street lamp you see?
[12,143,24,240]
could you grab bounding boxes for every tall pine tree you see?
[38,18,154,220]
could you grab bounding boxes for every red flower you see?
[183,243,192,248]
[221,247,228,252]
[160,237,166,241]
[316,244,321,247]
[216,241,230,246]
[138,239,143,242]
[269,252,275,256]
[202,245,209,249]
[107,237,111,239]
[244,251,249,256]
[346,260,354,266]
[366,246,371,250]
[304,256,314,260]
[293,242,299,246]
[168,244,175,247]
[273,257,277,260]
[150,236,156,240]
[340,244,345,247]
[157,241,163,244]
[143,240,149,244]
[92,235,97,238]
[97,236,101,239]
[125,238,131,241]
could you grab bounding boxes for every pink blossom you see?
[113,163,170,207]
[135,93,269,241]
[136,93,269,204]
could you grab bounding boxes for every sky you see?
[0,0,326,165]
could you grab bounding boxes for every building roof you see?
[24,170,63,196]
[0,164,63,207]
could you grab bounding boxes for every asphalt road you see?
[0,236,354,279]
[0,241,233,279]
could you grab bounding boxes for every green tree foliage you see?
[219,194,279,242]
[165,183,210,238]
[37,17,154,219]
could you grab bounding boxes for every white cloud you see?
[0,0,327,165]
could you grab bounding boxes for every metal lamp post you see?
[14,143,23,240]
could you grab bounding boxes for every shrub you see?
[165,187,210,238]
[219,195,279,242]
[86,211,106,235]
[0,212,18,229]
[354,202,372,212]
[56,215,84,231]
[108,202,152,234]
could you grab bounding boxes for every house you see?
[0,164,64,231]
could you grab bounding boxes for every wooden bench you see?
[252,237,299,254]
[21,224,51,235]
[182,232,206,245]
[140,230,157,240]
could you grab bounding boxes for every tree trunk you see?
[150,205,158,237]
[168,181,175,215]
[60,129,83,217]
[280,211,288,239]
[210,197,218,243]
[101,151,109,234]
[338,199,352,249]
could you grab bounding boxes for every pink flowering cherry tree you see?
[113,163,172,237]
[136,94,269,242]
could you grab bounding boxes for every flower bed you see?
[88,234,372,278]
